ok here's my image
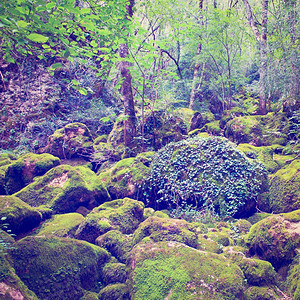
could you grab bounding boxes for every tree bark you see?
[119,0,136,155]
[243,0,268,115]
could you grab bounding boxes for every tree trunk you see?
[119,0,136,156]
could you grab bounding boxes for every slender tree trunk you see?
[189,0,204,110]
[243,0,268,115]
[119,0,136,155]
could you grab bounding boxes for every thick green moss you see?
[247,213,271,225]
[127,240,245,299]
[0,195,42,235]
[102,263,126,285]
[201,120,222,136]
[206,229,234,247]
[10,236,111,300]
[98,152,155,200]
[245,214,300,269]
[268,159,300,213]
[96,230,132,263]
[244,286,282,300]
[132,216,199,248]
[197,235,222,253]
[5,153,60,194]
[98,283,129,300]
[287,255,300,300]
[75,198,144,243]
[15,164,110,214]
[34,213,84,237]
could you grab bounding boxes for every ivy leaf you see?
[17,20,28,28]
[79,88,87,95]
[27,33,49,43]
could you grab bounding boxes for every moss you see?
[96,230,132,263]
[280,209,300,222]
[220,107,245,129]
[143,207,155,219]
[247,213,271,225]
[132,216,199,248]
[94,135,108,145]
[0,195,42,235]
[98,283,129,300]
[10,236,111,300]
[80,291,99,300]
[153,210,169,218]
[268,159,300,213]
[127,241,245,299]
[206,229,234,247]
[15,164,110,214]
[202,120,222,136]
[197,235,222,253]
[233,219,252,234]
[102,263,127,284]
[4,153,60,194]
[287,255,300,300]
[75,198,144,243]
[0,164,9,195]
[188,129,211,138]
[273,154,296,167]
[244,286,282,300]
[35,213,84,237]
[238,258,276,286]
[245,214,300,269]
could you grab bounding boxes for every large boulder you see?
[245,210,300,269]
[9,236,111,300]
[15,165,110,214]
[75,198,144,243]
[98,152,154,200]
[41,122,94,159]
[144,136,268,218]
[0,195,42,235]
[224,112,289,146]
[268,159,300,213]
[4,153,60,194]
[126,240,246,299]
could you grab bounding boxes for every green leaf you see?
[46,2,56,9]
[17,20,28,28]
[72,79,80,85]
[90,40,98,48]
[1,217,7,221]
[27,33,49,43]
[50,63,62,70]
[79,88,87,95]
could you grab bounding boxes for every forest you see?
[0,0,299,299]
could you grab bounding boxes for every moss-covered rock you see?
[268,159,300,213]
[75,198,144,243]
[200,120,222,136]
[0,154,15,195]
[287,254,300,300]
[224,112,289,146]
[4,153,60,194]
[34,213,84,238]
[220,107,245,129]
[238,258,276,286]
[237,144,280,173]
[41,122,94,159]
[132,216,199,248]
[102,263,126,285]
[245,211,300,269]
[15,165,110,214]
[206,228,234,247]
[187,110,215,132]
[98,283,129,300]
[10,236,111,300]
[244,286,283,300]
[0,195,42,235]
[98,152,154,200]
[197,235,222,253]
[127,240,246,299]
[144,136,268,218]
[247,213,271,225]
[95,230,132,263]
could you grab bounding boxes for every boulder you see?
[41,122,94,159]
[98,283,129,300]
[127,240,246,299]
[144,136,268,218]
[98,152,154,200]
[75,198,144,243]
[0,195,42,235]
[268,159,300,213]
[244,286,284,300]
[245,210,300,269]
[132,216,200,248]
[4,153,60,194]
[287,254,300,300]
[9,236,111,300]
[102,262,127,285]
[15,165,110,214]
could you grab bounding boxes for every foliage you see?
[144,136,267,217]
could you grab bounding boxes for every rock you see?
[237,144,280,173]
[245,210,300,269]
[4,153,60,194]
[144,136,268,218]
[201,120,222,136]
[98,283,129,300]
[95,230,132,263]
[287,254,300,300]
[75,198,144,243]
[15,165,110,214]
[102,263,127,285]
[244,286,283,300]
[132,216,199,248]
[127,240,245,299]
[34,213,84,238]
[10,236,111,300]
[268,159,300,213]
[224,112,289,146]
[41,122,94,159]
[98,152,154,200]
[0,195,42,235]
[220,107,245,129]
